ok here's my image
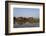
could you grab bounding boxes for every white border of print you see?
[8,3,43,33]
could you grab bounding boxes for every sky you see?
[13,8,39,18]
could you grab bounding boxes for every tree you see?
[13,17,16,24]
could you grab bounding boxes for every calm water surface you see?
[14,22,39,28]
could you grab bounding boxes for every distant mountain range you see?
[13,17,39,24]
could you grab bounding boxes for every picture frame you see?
[5,1,45,35]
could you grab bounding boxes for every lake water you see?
[14,22,39,28]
